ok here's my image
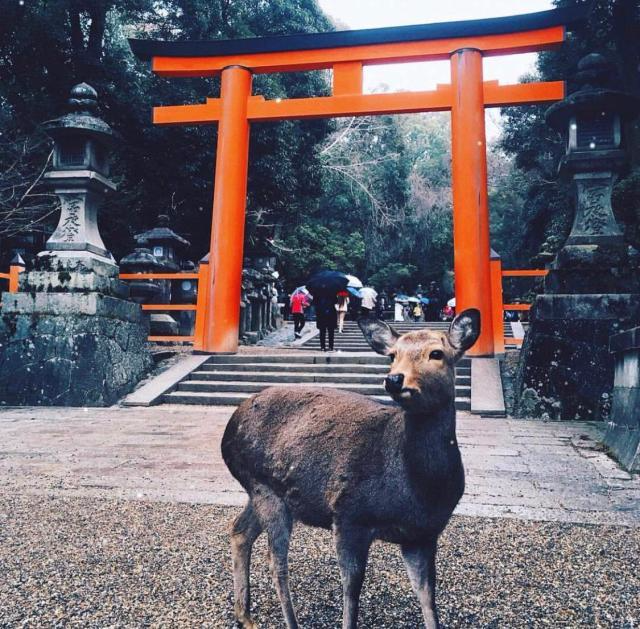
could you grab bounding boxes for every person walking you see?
[425,281,442,321]
[290,291,310,339]
[315,293,338,351]
[359,285,378,317]
[412,301,422,322]
[306,269,348,352]
[336,291,349,333]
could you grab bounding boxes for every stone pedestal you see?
[604,327,640,471]
[0,256,152,406]
[515,294,639,420]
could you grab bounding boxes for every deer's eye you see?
[429,350,444,360]
[389,353,396,362]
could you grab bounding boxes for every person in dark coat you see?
[425,281,442,321]
[314,293,338,351]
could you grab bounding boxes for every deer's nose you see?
[385,373,405,394]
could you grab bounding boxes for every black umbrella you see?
[306,270,349,297]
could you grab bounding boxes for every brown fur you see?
[221,309,481,629]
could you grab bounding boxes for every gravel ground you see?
[1,494,638,628]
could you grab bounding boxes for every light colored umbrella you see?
[291,285,310,297]
[407,296,420,303]
[447,297,456,308]
[345,274,363,288]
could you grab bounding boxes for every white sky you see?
[317,0,555,137]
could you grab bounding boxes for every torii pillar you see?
[450,48,493,355]
[205,66,252,353]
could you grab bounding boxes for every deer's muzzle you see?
[385,373,404,394]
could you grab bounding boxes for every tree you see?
[0,0,335,265]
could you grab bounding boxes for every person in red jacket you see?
[290,291,310,339]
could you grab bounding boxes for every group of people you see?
[289,284,379,352]
[289,278,446,350]
[393,281,444,322]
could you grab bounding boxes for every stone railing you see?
[604,327,640,471]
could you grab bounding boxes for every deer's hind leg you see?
[253,485,299,629]
[231,501,263,629]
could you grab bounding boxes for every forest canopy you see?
[1,0,639,292]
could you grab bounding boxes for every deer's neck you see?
[404,401,457,441]
[402,401,459,474]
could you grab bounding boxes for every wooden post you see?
[193,258,211,351]
[450,48,494,356]
[8,264,23,293]
[203,65,252,353]
[490,250,505,356]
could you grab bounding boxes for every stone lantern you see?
[41,83,117,263]
[134,214,190,303]
[123,214,191,336]
[515,54,640,421]
[120,247,165,304]
[0,84,152,406]
[544,53,640,285]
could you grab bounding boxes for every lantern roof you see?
[120,247,166,270]
[42,83,117,145]
[546,54,640,129]
[134,214,190,248]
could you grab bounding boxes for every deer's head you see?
[359,309,480,413]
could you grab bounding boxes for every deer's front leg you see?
[333,523,373,629]
[401,539,440,629]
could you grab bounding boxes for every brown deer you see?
[221,309,480,629]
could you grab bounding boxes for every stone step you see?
[205,354,391,365]
[163,389,471,410]
[304,343,391,349]
[205,354,470,367]
[178,380,472,398]
[199,362,470,376]
[200,362,390,373]
[188,370,472,386]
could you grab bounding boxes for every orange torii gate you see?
[130,6,586,356]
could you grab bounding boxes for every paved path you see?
[0,405,637,525]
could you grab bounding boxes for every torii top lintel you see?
[129,6,587,125]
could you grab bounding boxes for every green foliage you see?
[369,262,418,293]
[278,222,365,286]
[0,0,334,264]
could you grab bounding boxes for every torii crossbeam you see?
[130,5,587,356]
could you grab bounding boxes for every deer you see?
[221,308,480,629]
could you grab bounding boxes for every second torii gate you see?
[130,5,586,356]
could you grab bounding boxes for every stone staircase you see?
[301,320,452,352]
[162,352,472,410]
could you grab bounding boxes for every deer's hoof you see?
[235,610,257,629]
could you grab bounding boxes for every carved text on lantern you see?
[580,184,608,235]
[61,197,82,241]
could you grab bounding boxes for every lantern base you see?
[0,255,152,407]
[514,292,640,421]
[25,253,129,299]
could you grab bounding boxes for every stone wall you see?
[0,291,151,406]
[604,327,640,471]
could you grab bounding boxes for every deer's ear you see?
[449,309,481,352]
[358,318,400,356]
